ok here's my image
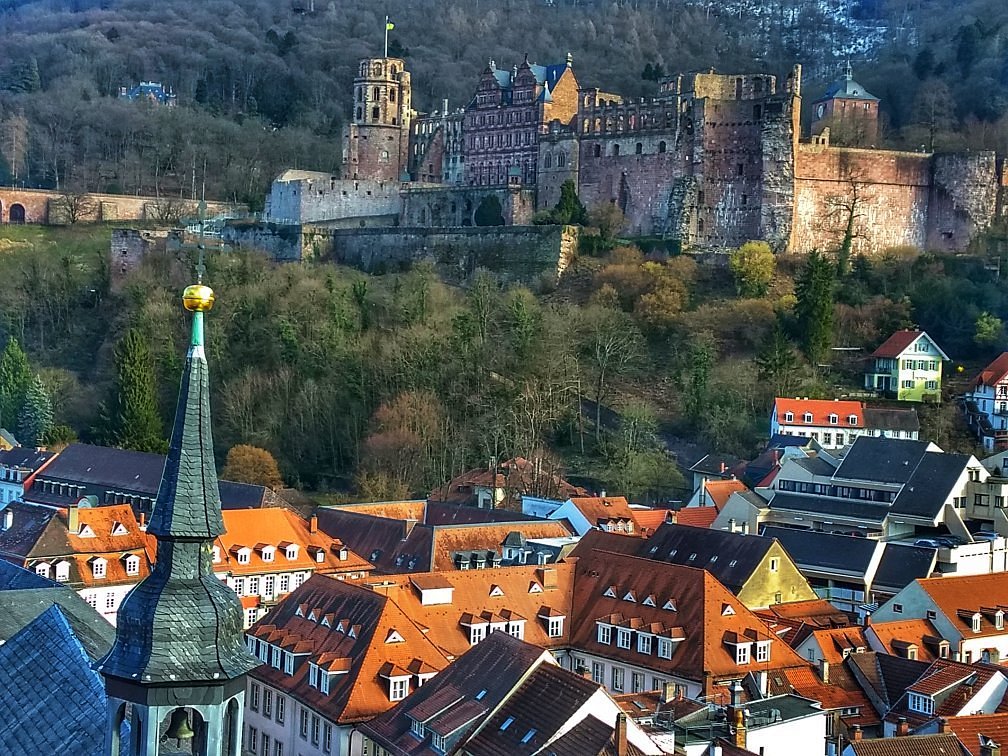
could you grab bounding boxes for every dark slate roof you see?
[360,631,546,755]
[793,456,838,477]
[0,501,59,558]
[863,407,920,433]
[768,434,814,449]
[464,662,602,756]
[423,502,537,526]
[822,75,879,102]
[763,526,878,575]
[631,523,775,593]
[0,445,54,471]
[0,558,53,590]
[0,605,107,755]
[846,651,931,716]
[0,585,115,659]
[767,491,889,523]
[315,507,435,574]
[27,442,266,510]
[99,309,257,685]
[889,453,971,521]
[872,544,937,593]
[834,437,932,484]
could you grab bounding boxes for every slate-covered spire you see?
[146,287,223,539]
[99,282,257,687]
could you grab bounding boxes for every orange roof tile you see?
[807,626,869,665]
[569,496,635,528]
[216,507,372,578]
[945,712,1008,756]
[774,398,864,428]
[871,329,926,358]
[631,508,674,535]
[338,500,427,521]
[916,574,1008,638]
[673,507,720,529]
[973,353,1008,390]
[868,619,944,662]
[702,479,749,510]
[429,520,572,571]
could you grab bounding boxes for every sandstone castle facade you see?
[260,54,1007,256]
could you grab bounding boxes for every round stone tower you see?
[343,57,412,181]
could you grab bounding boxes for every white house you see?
[770,398,920,449]
[864,329,948,402]
[965,352,1008,451]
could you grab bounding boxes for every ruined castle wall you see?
[400,186,535,227]
[791,144,932,254]
[0,188,236,225]
[262,177,402,225]
[927,152,1002,251]
[537,133,580,211]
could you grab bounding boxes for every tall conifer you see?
[0,337,31,430]
[105,329,165,453]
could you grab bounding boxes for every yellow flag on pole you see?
[386,20,394,30]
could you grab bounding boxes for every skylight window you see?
[521,729,537,744]
[500,717,514,731]
[475,689,487,701]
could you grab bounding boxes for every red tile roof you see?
[872,330,928,359]
[945,712,1008,756]
[702,479,749,510]
[774,398,865,428]
[849,733,968,756]
[916,574,1008,639]
[868,619,944,662]
[972,353,1008,390]
[672,507,720,529]
[631,508,674,535]
[808,626,869,665]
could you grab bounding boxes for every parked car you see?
[914,538,940,548]
[935,536,961,548]
[974,531,1000,542]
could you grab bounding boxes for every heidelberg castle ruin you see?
[259,53,1008,256]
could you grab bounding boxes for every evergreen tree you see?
[794,250,836,368]
[104,329,165,453]
[17,374,52,446]
[553,180,587,225]
[0,337,31,430]
[756,327,800,398]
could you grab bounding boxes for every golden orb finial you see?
[183,284,215,312]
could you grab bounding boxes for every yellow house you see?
[865,329,948,402]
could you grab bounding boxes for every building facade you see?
[342,57,413,182]
[864,330,948,402]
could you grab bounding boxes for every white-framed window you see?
[261,546,275,563]
[264,575,275,598]
[638,634,652,655]
[309,663,319,689]
[469,624,487,645]
[247,726,257,753]
[311,714,320,745]
[263,688,273,718]
[279,574,290,594]
[285,544,298,560]
[55,561,70,582]
[616,628,631,649]
[284,652,294,675]
[592,661,604,684]
[249,682,260,711]
[769,557,779,572]
[35,562,50,578]
[908,693,934,714]
[124,554,140,576]
[320,672,330,695]
[973,614,982,633]
[249,577,260,595]
[632,672,645,693]
[784,412,794,422]
[92,558,107,579]
[611,666,624,691]
[803,412,813,423]
[233,577,245,595]
[299,709,309,739]
[390,677,409,701]
[597,623,612,645]
[246,608,257,627]
[271,646,281,669]
[212,546,221,563]
[237,548,251,564]
[411,718,425,738]
[548,617,564,637]
[828,414,838,425]
[322,723,333,753]
[756,641,771,663]
[736,644,750,664]
[105,592,115,611]
[902,380,914,388]
[927,380,938,390]
[657,638,672,659]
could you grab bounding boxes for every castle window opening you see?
[356,107,362,120]
[754,104,762,120]
[544,153,553,169]
[635,142,643,155]
[557,152,565,167]
[612,144,620,157]
[741,194,748,205]
[735,78,743,99]
[754,78,763,95]
[737,163,744,176]
[593,144,601,158]
[356,88,362,102]
[372,106,380,120]
[658,141,667,153]
[698,218,705,233]
[390,89,396,103]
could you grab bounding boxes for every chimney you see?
[2,508,11,531]
[661,681,677,704]
[538,566,558,590]
[728,518,736,533]
[720,462,727,473]
[309,514,318,534]
[615,713,628,756]
[981,738,1002,756]
[404,518,418,539]
[138,512,146,530]
[938,718,950,734]
[819,659,829,684]
[852,724,863,742]
[896,717,909,736]
[730,679,743,707]
[67,504,79,534]
[732,707,747,749]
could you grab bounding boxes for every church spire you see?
[99,281,257,756]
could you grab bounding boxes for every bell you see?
[165,708,195,745]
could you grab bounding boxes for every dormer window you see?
[909,693,934,715]
[35,562,50,578]
[597,623,612,645]
[55,561,70,582]
[973,613,982,633]
[638,633,653,655]
[285,544,299,560]
[828,414,838,425]
[755,640,771,663]
[390,677,409,701]
[784,412,794,422]
[111,521,128,536]
[848,415,858,425]
[657,638,672,659]
[616,628,631,649]
[736,643,751,664]
[997,610,1004,631]
[78,523,95,538]
[233,546,251,565]
[260,545,276,563]
[124,554,140,576]
[803,412,813,423]
[91,557,107,579]
[548,616,564,637]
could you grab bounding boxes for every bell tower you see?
[342,56,412,181]
[98,282,258,756]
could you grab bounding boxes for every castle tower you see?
[98,283,258,756]
[343,57,412,181]
[810,62,879,146]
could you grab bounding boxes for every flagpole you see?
[384,14,389,58]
